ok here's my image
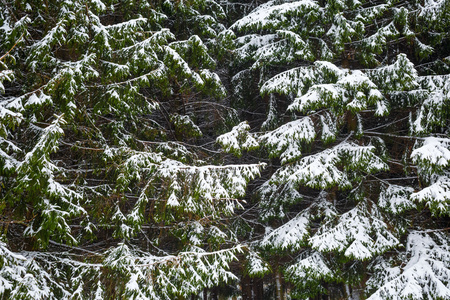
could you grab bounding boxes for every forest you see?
[0,0,449,299]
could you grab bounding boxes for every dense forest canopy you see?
[0,0,449,299]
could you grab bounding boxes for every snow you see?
[167,192,180,207]
[260,117,315,164]
[283,61,387,116]
[419,0,449,21]
[1,0,449,298]
[104,17,147,32]
[286,147,348,189]
[410,175,450,216]
[319,112,337,142]
[171,114,203,137]
[261,212,310,250]
[246,252,270,277]
[234,34,278,61]
[164,46,204,86]
[310,200,399,260]
[252,39,293,68]
[338,70,376,89]
[217,121,259,157]
[30,19,67,64]
[0,148,19,171]
[0,104,22,122]
[411,137,450,172]
[271,142,387,190]
[25,93,52,107]
[117,147,265,218]
[411,90,448,133]
[90,0,106,11]
[0,20,12,34]
[0,69,14,93]
[286,251,333,281]
[199,69,226,96]
[418,74,450,92]
[261,66,314,98]
[230,0,319,32]
[326,13,360,49]
[345,239,372,260]
[292,83,343,112]
[379,184,415,214]
[368,231,450,299]
[259,180,304,219]
[0,241,83,299]
[277,30,309,53]
[373,95,388,116]
[369,54,418,92]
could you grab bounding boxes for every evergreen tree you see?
[0,1,263,298]
[224,0,450,298]
[1,0,450,299]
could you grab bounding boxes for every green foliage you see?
[227,0,450,299]
[216,121,259,157]
[0,0,260,298]
[1,0,450,299]
[285,251,338,299]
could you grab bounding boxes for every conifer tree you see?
[1,0,450,299]
[0,1,263,298]
[222,0,450,298]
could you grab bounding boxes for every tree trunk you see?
[275,269,284,300]
[252,277,264,300]
[241,274,252,300]
[210,286,219,300]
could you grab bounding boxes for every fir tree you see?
[224,0,450,299]
[1,0,450,299]
[0,1,263,299]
